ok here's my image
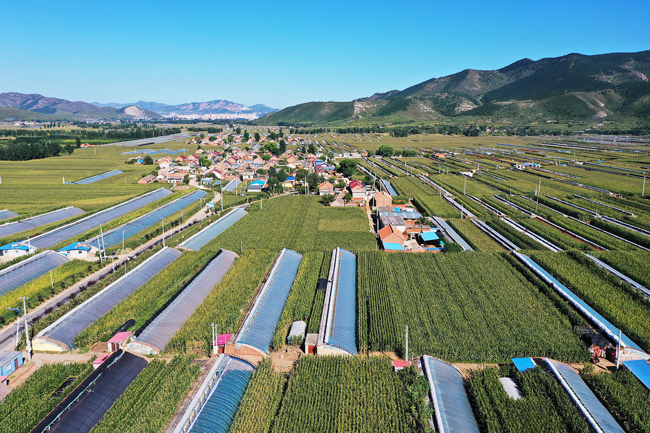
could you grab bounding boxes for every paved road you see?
[0,200,213,355]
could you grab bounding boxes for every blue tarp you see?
[512,358,536,372]
[420,231,440,242]
[623,360,650,391]
[236,249,302,352]
[383,242,403,251]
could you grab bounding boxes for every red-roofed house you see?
[349,180,366,199]
[378,225,408,245]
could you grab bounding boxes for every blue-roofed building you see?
[248,180,265,193]
[58,242,97,258]
[383,242,403,251]
[0,241,37,258]
[317,248,357,356]
[623,359,650,391]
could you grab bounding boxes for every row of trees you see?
[0,127,182,140]
[0,140,74,161]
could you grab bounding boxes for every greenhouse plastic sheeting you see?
[236,249,302,352]
[381,179,398,196]
[135,249,238,352]
[0,207,84,239]
[181,208,247,251]
[223,179,241,192]
[431,217,474,251]
[422,356,480,433]
[37,247,182,350]
[188,356,254,433]
[48,352,148,433]
[323,248,358,355]
[514,252,642,351]
[0,210,18,222]
[87,190,207,249]
[546,359,625,433]
[30,188,172,249]
[74,169,123,184]
[0,250,69,298]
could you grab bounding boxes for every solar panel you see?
[86,190,207,249]
[0,250,70,298]
[0,207,85,240]
[30,189,172,249]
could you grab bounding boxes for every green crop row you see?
[357,251,588,362]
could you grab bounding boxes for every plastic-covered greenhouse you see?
[422,355,480,433]
[235,249,302,353]
[87,190,207,249]
[74,169,124,184]
[381,179,398,196]
[132,249,239,353]
[546,359,625,433]
[317,248,358,355]
[30,188,172,249]
[223,179,241,192]
[35,247,182,350]
[0,207,84,239]
[0,210,19,222]
[0,250,69,298]
[175,355,254,433]
[180,208,248,251]
[514,252,642,351]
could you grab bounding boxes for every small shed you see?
[92,353,111,370]
[58,242,96,258]
[0,351,23,378]
[0,242,36,258]
[212,333,233,354]
[305,333,318,354]
[107,332,132,352]
[287,321,307,344]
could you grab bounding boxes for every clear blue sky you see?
[2,0,649,109]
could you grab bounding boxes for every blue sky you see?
[2,0,649,109]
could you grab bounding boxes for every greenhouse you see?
[223,179,241,192]
[421,355,480,433]
[174,355,254,433]
[180,208,248,251]
[546,359,625,433]
[73,169,124,184]
[317,248,358,355]
[0,210,18,222]
[86,190,207,249]
[0,206,84,239]
[0,250,69,298]
[34,247,182,351]
[131,249,239,354]
[381,179,398,196]
[431,217,473,251]
[30,188,172,249]
[514,252,643,351]
[235,249,302,353]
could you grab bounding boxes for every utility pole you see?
[405,325,409,362]
[20,297,31,360]
[161,218,165,248]
[50,270,54,290]
[6,308,20,348]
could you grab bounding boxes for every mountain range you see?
[92,100,277,116]
[0,93,277,121]
[261,50,650,125]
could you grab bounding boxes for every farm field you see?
[269,356,429,433]
[391,176,458,218]
[466,366,591,433]
[357,251,588,362]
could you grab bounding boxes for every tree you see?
[296,168,309,181]
[182,174,190,185]
[254,132,261,142]
[64,143,75,155]
[199,156,211,168]
[75,137,81,148]
[335,180,346,189]
[377,145,394,157]
[308,143,317,154]
[236,127,242,135]
[344,192,352,202]
[261,153,271,161]
[143,155,154,165]
[336,159,358,177]
[279,139,286,154]
[279,128,284,138]
[306,172,324,192]
[243,131,250,142]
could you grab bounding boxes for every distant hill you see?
[93,99,278,117]
[0,93,160,120]
[262,50,650,125]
